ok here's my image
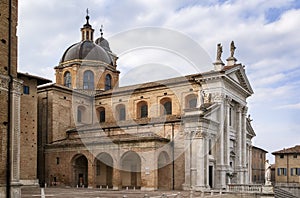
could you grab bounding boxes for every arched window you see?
[105,74,112,91]
[116,104,126,121]
[186,94,198,109]
[98,107,105,123]
[64,71,72,88]
[137,101,148,118]
[83,70,94,90]
[161,98,172,115]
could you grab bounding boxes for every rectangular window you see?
[280,154,284,159]
[297,168,300,176]
[56,157,60,165]
[291,168,294,176]
[294,154,297,158]
[23,85,30,94]
[208,139,212,155]
[278,168,287,176]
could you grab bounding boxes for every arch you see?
[116,104,126,121]
[77,106,86,123]
[158,151,171,190]
[105,74,112,90]
[83,70,94,90]
[97,107,105,123]
[71,154,88,187]
[64,71,72,88]
[94,153,113,188]
[160,97,172,115]
[137,101,148,118]
[120,151,141,188]
[185,94,198,109]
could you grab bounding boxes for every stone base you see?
[262,185,274,194]
[0,186,6,198]
[20,179,39,186]
[141,187,156,191]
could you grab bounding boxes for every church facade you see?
[37,15,256,191]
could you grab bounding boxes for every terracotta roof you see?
[252,146,268,153]
[18,72,52,85]
[272,145,300,155]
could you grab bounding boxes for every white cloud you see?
[277,103,300,109]
[18,0,300,153]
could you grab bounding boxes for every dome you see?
[60,40,113,65]
[95,37,111,52]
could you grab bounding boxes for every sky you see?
[18,0,300,163]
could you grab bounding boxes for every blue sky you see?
[18,0,300,163]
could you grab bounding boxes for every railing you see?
[227,184,262,193]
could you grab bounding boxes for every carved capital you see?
[12,79,23,94]
[242,106,248,115]
[0,74,10,90]
[236,104,244,113]
[213,92,225,103]
[194,131,206,139]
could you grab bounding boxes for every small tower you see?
[81,9,94,41]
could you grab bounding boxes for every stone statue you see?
[230,41,236,57]
[265,160,272,185]
[200,90,205,105]
[216,43,223,61]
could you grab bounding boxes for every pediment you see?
[225,65,254,95]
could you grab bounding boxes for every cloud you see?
[18,0,300,154]
[277,103,300,109]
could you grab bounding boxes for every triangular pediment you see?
[225,65,254,95]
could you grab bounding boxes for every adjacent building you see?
[18,73,51,186]
[37,15,256,190]
[251,146,268,184]
[272,145,300,184]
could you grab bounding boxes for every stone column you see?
[242,107,248,184]
[10,79,22,197]
[183,130,192,190]
[112,168,121,190]
[237,105,243,184]
[195,131,206,190]
[140,154,157,191]
[87,159,94,188]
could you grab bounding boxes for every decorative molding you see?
[0,74,10,90]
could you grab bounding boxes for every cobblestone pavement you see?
[21,187,183,198]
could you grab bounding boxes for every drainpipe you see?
[6,0,13,197]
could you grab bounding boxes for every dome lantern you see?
[81,9,94,41]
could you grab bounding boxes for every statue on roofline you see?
[216,43,223,62]
[230,41,236,57]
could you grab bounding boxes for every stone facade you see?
[272,145,300,184]
[37,15,256,191]
[251,146,267,184]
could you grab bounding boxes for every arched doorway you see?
[72,155,88,187]
[121,151,141,189]
[158,151,171,190]
[94,153,113,188]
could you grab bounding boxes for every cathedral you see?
[0,1,257,195]
[36,14,256,191]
